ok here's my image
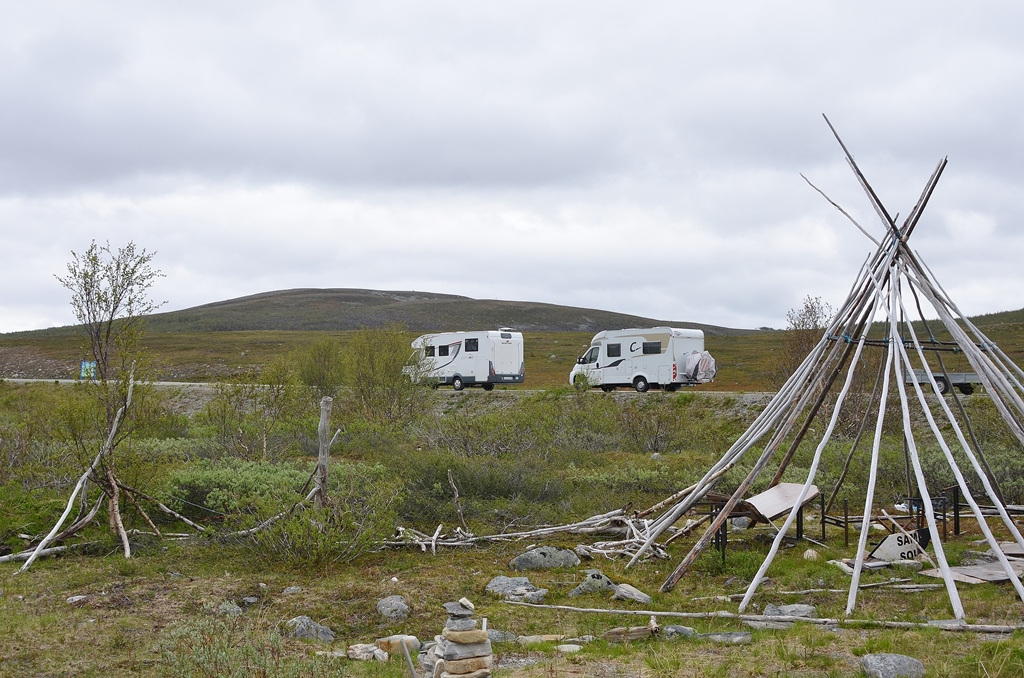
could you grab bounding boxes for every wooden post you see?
[314,397,333,509]
[844,499,849,548]
[821,493,826,543]
[953,486,961,536]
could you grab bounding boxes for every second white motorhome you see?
[569,327,716,392]
[411,328,525,391]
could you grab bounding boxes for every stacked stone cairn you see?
[419,598,492,678]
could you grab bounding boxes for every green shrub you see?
[160,459,310,524]
[398,448,567,528]
[246,463,403,566]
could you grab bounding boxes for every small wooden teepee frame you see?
[626,116,1024,619]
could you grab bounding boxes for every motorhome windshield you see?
[581,347,599,364]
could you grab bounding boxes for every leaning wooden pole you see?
[888,296,964,619]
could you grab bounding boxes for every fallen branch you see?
[16,376,133,575]
[0,542,97,563]
[502,600,1024,634]
[115,482,207,532]
[224,485,319,538]
[384,509,628,550]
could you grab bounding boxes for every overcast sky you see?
[2,2,1022,333]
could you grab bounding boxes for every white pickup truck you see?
[905,368,979,395]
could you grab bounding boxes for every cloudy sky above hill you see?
[2,2,1022,333]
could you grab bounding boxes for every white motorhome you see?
[411,328,525,391]
[569,327,716,392]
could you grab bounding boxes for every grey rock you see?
[443,600,474,617]
[487,629,517,643]
[763,603,816,618]
[564,635,595,644]
[377,594,410,622]
[167,571,184,579]
[611,583,652,605]
[286,615,335,643]
[282,586,301,595]
[485,575,532,595]
[486,575,547,603]
[446,617,479,631]
[442,639,492,661]
[510,546,581,571]
[240,596,259,607]
[347,643,387,661]
[218,601,243,616]
[650,453,665,462]
[574,545,594,560]
[66,595,87,605]
[556,644,582,653]
[860,653,925,678]
[663,625,698,638]
[732,516,751,529]
[523,588,548,603]
[568,569,616,596]
[703,631,752,645]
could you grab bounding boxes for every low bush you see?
[160,459,311,524]
[245,463,403,566]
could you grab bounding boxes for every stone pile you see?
[419,598,493,678]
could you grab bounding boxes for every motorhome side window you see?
[642,341,661,355]
[424,346,435,357]
[582,347,599,364]
[607,344,621,358]
[439,345,450,357]
[500,332,512,339]
[465,339,479,352]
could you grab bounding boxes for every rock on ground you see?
[485,575,548,603]
[763,603,816,618]
[509,546,580,571]
[702,631,752,645]
[663,625,698,639]
[285,616,335,643]
[611,583,652,605]
[568,569,615,596]
[376,594,410,622]
[860,653,926,678]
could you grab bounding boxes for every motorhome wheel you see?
[482,383,494,391]
[452,376,465,391]
[601,385,615,392]
[933,376,949,395]
[633,376,649,393]
[957,383,974,395]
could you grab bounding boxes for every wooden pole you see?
[314,397,333,509]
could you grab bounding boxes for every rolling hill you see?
[134,288,758,336]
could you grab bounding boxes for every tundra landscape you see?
[2,292,1024,676]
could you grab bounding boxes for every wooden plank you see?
[919,560,1024,584]
[745,483,820,522]
[919,568,987,585]
[998,542,1024,558]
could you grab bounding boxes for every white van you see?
[411,328,525,391]
[569,327,716,392]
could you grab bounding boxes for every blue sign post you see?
[79,361,97,381]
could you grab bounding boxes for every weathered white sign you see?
[869,529,929,562]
